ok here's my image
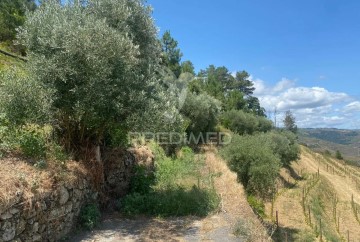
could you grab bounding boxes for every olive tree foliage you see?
[17,0,180,151]
[220,109,272,135]
[221,134,281,199]
[262,131,300,166]
[221,130,300,199]
[180,92,222,136]
[0,70,52,125]
[127,71,191,133]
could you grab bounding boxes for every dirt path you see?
[200,148,270,241]
[70,148,269,242]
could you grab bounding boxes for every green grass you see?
[120,143,220,217]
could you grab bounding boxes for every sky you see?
[148,0,360,129]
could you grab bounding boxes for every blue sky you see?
[148,0,360,129]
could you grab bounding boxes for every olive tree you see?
[17,0,176,152]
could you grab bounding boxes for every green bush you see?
[121,143,219,217]
[247,195,265,218]
[220,109,272,135]
[19,128,46,159]
[265,130,300,166]
[181,92,221,137]
[17,0,172,151]
[0,71,52,126]
[221,134,280,199]
[155,146,201,188]
[129,165,155,194]
[122,187,219,217]
[335,150,343,160]
[79,203,101,230]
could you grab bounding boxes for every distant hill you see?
[298,128,360,161]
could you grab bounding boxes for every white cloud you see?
[343,101,360,113]
[252,77,359,128]
[252,77,295,96]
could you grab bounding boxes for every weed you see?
[121,143,219,217]
[19,128,46,159]
[122,186,219,217]
[247,195,266,218]
[79,203,101,230]
[34,160,47,169]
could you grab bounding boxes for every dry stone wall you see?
[0,178,97,242]
[0,145,153,242]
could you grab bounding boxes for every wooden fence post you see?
[276,210,279,227]
[319,218,322,241]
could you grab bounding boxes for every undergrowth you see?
[120,143,220,217]
[79,203,101,230]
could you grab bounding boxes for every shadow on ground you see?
[68,212,200,242]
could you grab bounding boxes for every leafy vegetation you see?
[0,0,36,53]
[79,203,101,230]
[221,131,300,199]
[220,109,272,135]
[0,0,302,233]
[121,144,220,217]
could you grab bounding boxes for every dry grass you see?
[268,146,360,241]
[200,145,271,241]
[0,156,88,213]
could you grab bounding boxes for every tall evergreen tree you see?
[161,30,183,78]
[181,60,195,75]
[283,110,298,133]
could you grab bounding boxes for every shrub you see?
[0,71,52,126]
[221,134,281,199]
[17,0,173,152]
[335,150,343,160]
[265,130,300,166]
[181,92,221,137]
[122,187,219,217]
[155,146,201,188]
[247,195,266,218]
[220,109,272,135]
[19,127,47,159]
[129,165,155,194]
[79,203,101,230]
[121,143,219,217]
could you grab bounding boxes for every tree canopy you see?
[0,0,36,52]
[17,0,180,151]
[283,110,298,134]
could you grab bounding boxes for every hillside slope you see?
[299,128,360,161]
[267,146,360,241]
